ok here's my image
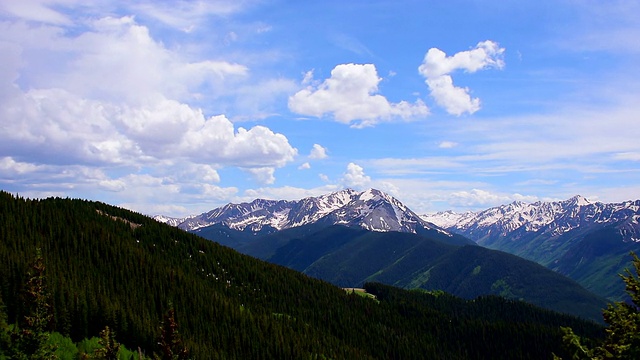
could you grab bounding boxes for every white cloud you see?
[438,141,458,149]
[177,164,221,184]
[0,11,297,169]
[64,16,247,103]
[341,162,371,189]
[131,0,252,32]
[0,15,248,105]
[613,152,640,161]
[449,189,537,208]
[419,40,505,115]
[0,88,298,170]
[0,2,314,219]
[289,63,429,128]
[298,162,311,170]
[309,144,328,159]
[0,0,76,25]
[245,167,276,185]
[0,156,41,175]
[241,184,340,203]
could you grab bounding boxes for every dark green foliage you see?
[231,222,608,321]
[154,308,189,360]
[0,191,605,359]
[417,245,608,321]
[8,249,58,360]
[49,332,78,360]
[93,326,120,360]
[558,252,640,359]
[0,293,10,358]
[366,282,604,360]
[551,227,639,302]
[475,223,639,301]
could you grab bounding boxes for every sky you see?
[1,0,640,217]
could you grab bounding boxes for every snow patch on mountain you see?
[421,196,640,243]
[158,188,448,236]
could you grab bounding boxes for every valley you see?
[157,188,624,321]
[423,196,640,301]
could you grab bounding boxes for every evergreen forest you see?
[0,191,606,359]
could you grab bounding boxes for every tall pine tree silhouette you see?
[11,248,58,360]
[154,307,190,360]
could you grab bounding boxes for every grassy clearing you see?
[343,288,378,301]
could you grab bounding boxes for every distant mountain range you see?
[161,188,456,237]
[422,195,640,301]
[156,189,611,320]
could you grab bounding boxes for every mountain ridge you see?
[156,190,609,320]
[422,195,640,242]
[156,188,452,237]
[421,195,640,301]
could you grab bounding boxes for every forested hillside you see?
[0,191,604,359]
[199,222,608,321]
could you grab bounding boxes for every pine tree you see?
[154,307,190,360]
[10,248,58,360]
[557,252,640,359]
[92,326,120,360]
[0,293,11,357]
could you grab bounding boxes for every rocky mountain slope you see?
[157,188,455,238]
[155,190,608,320]
[422,196,640,300]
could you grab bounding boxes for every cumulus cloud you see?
[419,40,505,115]
[63,16,247,103]
[341,162,371,189]
[0,10,298,211]
[0,157,41,175]
[245,167,276,185]
[289,64,429,128]
[0,89,297,170]
[309,144,328,159]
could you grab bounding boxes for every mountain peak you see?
[422,195,640,242]
[160,188,446,235]
[567,195,591,207]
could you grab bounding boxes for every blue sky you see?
[1,0,639,217]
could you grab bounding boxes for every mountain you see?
[422,196,640,301]
[162,189,608,320]
[259,224,608,321]
[156,188,467,244]
[0,191,606,359]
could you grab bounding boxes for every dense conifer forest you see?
[0,191,605,359]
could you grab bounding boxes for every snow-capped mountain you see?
[421,195,640,243]
[156,188,445,235]
[422,195,640,301]
[152,214,194,227]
